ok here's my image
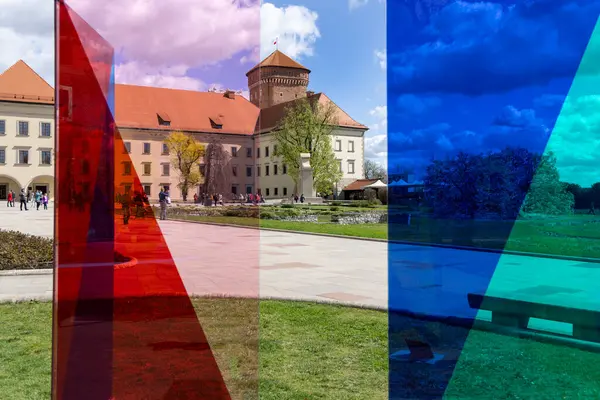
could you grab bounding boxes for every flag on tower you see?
[273,37,278,45]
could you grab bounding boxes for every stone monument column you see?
[299,153,322,203]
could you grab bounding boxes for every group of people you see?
[193,192,224,206]
[118,189,163,224]
[6,189,49,211]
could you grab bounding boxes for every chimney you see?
[224,90,235,99]
[306,90,315,97]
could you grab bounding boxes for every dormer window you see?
[209,116,223,129]
[157,112,171,126]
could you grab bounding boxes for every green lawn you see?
[171,213,600,259]
[3,300,600,399]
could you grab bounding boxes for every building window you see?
[348,160,355,174]
[40,150,52,165]
[246,185,253,194]
[0,120,5,135]
[18,149,29,164]
[338,159,342,173]
[348,141,355,152]
[124,162,132,175]
[246,147,252,157]
[266,188,270,196]
[231,147,238,157]
[143,142,151,154]
[279,92,283,97]
[232,165,238,177]
[0,149,5,164]
[274,187,279,196]
[232,185,238,195]
[199,164,206,176]
[257,166,261,177]
[265,165,270,176]
[143,163,151,175]
[18,121,29,136]
[124,142,131,153]
[162,163,170,176]
[162,143,169,155]
[246,166,252,177]
[257,148,260,158]
[143,185,151,196]
[283,187,287,196]
[283,164,287,174]
[40,122,52,137]
[335,140,342,152]
[265,146,269,157]
[274,164,278,175]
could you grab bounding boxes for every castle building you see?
[0,51,367,201]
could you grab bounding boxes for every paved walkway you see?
[2,204,600,336]
[0,201,53,238]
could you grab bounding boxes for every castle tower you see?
[246,50,310,109]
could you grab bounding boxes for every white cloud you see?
[0,0,54,86]
[369,105,387,119]
[69,0,260,69]
[349,0,369,10]
[365,134,387,161]
[546,92,600,187]
[115,62,206,91]
[67,0,261,89]
[375,49,386,70]
[366,104,388,164]
[260,3,321,60]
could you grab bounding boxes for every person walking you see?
[35,190,42,210]
[42,193,49,210]
[300,194,305,204]
[158,187,168,220]
[19,189,27,211]
[7,191,12,207]
[10,190,15,207]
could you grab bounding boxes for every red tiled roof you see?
[256,92,368,133]
[114,85,259,135]
[343,179,379,191]
[0,60,54,104]
[246,50,310,76]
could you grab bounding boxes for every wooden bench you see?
[468,293,600,343]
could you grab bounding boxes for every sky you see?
[6,0,597,186]
[387,0,600,187]
[0,0,386,166]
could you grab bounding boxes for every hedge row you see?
[0,230,53,270]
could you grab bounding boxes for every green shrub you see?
[367,198,383,207]
[0,230,53,270]
[330,206,340,212]
[349,200,369,208]
[259,211,277,220]
[281,204,295,209]
[331,201,342,206]
[278,208,301,218]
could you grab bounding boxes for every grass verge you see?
[3,300,600,398]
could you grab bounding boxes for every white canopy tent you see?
[362,180,387,189]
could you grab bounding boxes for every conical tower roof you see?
[246,50,310,76]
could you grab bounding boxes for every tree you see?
[521,151,574,215]
[164,131,205,202]
[203,139,232,203]
[364,159,387,181]
[273,98,343,195]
